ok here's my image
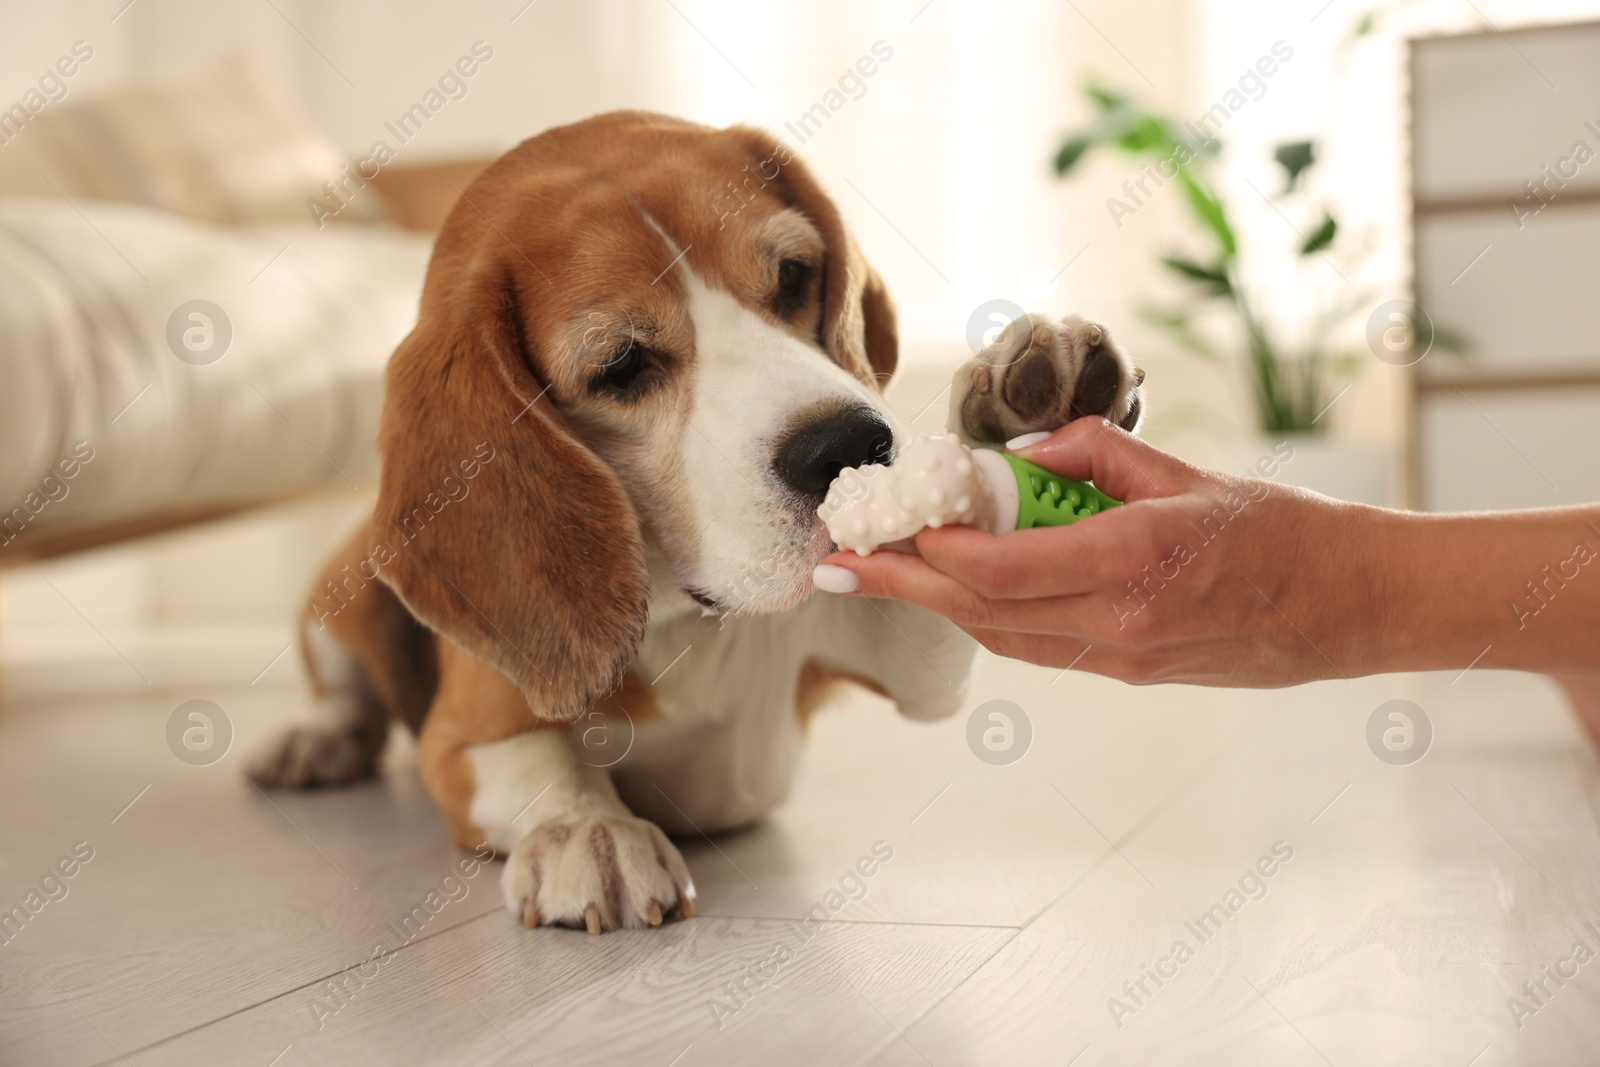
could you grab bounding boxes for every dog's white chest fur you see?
[592,555,978,835]
[616,602,813,833]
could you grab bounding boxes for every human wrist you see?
[1342,505,1421,675]
[1347,507,1503,675]
[1294,498,1426,677]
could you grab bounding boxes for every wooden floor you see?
[3,644,1600,1066]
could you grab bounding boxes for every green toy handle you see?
[1002,453,1121,529]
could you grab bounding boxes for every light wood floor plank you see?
[873,671,1600,1067]
[0,683,494,1064]
[685,653,1272,930]
[6,649,1600,1065]
[112,912,1012,1066]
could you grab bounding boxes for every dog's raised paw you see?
[950,312,1145,444]
[503,813,696,933]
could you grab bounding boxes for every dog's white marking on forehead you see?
[681,267,877,408]
[618,203,890,614]
[672,263,889,614]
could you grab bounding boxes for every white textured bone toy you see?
[818,434,1014,555]
[818,433,1120,555]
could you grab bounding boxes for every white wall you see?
[3,0,1188,362]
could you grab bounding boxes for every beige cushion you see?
[0,59,367,227]
[0,198,430,546]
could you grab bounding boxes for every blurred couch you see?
[0,60,487,565]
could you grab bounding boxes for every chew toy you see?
[819,433,1120,556]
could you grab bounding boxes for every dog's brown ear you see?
[847,238,899,387]
[371,278,650,724]
[775,151,899,388]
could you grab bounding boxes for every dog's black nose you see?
[774,406,894,499]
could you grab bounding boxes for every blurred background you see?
[2,0,1599,698]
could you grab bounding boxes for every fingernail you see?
[1006,431,1051,451]
[812,564,861,594]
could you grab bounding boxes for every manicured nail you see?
[812,564,861,594]
[1006,431,1051,450]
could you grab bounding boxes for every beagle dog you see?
[249,111,1145,934]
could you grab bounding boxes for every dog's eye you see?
[590,341,656,398]
[774,258,815,318]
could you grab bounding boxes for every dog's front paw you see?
[502,813,696,934]
[247,725,381,788]
[949,312,1145,445]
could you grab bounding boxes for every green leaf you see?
[1274,141,1316,192]
[1300,212,1337,255]
[1431,323,1473,355]
[1161,256,1232,295]
[1176,170,1237,257]
[1053,135,1094,175]
[1086,85,1130,112]
[1354,11,1378,36]
[1117,116,1172,153]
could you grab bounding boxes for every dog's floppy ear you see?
[371,276,650,724]
[775,151,900,388]
[848,240,899,387]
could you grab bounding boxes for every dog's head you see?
[372,111,898,722]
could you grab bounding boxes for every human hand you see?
[812,418,1386,687]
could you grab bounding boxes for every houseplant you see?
[1054,86,1365,436]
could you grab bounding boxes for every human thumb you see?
[1007,417,1191,503]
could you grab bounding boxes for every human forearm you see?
[1355,505,1600,677]
[819,419,1600,688]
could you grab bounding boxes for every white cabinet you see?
[1410,21,1600,510]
